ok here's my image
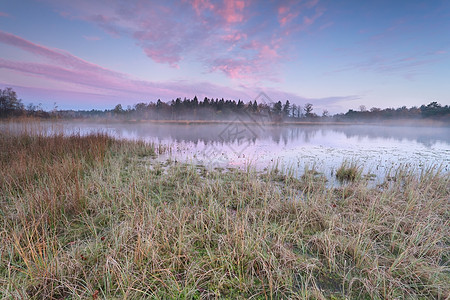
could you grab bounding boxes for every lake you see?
[3,121,449,185]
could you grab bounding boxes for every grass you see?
[0,128,449,299]
[335,161,362,183]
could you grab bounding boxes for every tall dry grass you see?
[0,127,448,299]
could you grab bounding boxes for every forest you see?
[1,87,449,122]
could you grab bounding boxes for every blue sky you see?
[0,0,449,113]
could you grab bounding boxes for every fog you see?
[46,121,450,146]
[3,120,449,185]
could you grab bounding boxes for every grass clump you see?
[335,161,362,183]
[1,127,449,299]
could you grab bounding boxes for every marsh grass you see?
[335,161,363,183]
[0,128,449,299]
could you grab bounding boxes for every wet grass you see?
[335,161,362,183]
[0,129,449,299]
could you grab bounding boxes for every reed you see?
[335,161,362,183]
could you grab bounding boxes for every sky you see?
[0,0,449,114]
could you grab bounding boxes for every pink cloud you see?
[190,0,215,15]
[0,11,9,17]
[259,45,279,60]
[143,47,181,67]
[222,32,247,43]
[210,43,280,81]
[133,24,185,67]
[211,58,252,79]
[276,1,324,36]
[0,31,355,113]
[0,30,253,102]
[41,0,325,82]
[218,0,246,23]
[0,31,165,96]
[187,0,247,24]
[0,55,239,101]
[277,5,300,27]
[0,59,122,91]
[0,31,123,78]
[241,40,261,50]
[278,6,289,15]
[280,12,299,26]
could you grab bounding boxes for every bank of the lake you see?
[0,131,449,299]
[3,119,449,187]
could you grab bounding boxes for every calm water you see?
[4,121,450,184]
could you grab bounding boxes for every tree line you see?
[109,97,316,121]
[1,87,449,122]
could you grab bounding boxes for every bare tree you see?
[304,103,313,117]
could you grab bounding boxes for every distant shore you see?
[3,116,449,127]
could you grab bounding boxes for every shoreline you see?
[3,116,449,127]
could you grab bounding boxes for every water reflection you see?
[93,123,449,147]
[2,121,448,184]
[334,125,450,147]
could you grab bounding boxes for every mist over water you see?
[4,121,449,184]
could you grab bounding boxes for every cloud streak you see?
[0,30,355,112]
[41,0,324,81]
[0,30,248,102]
[0,31,121,78]
[328,51,447,79]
